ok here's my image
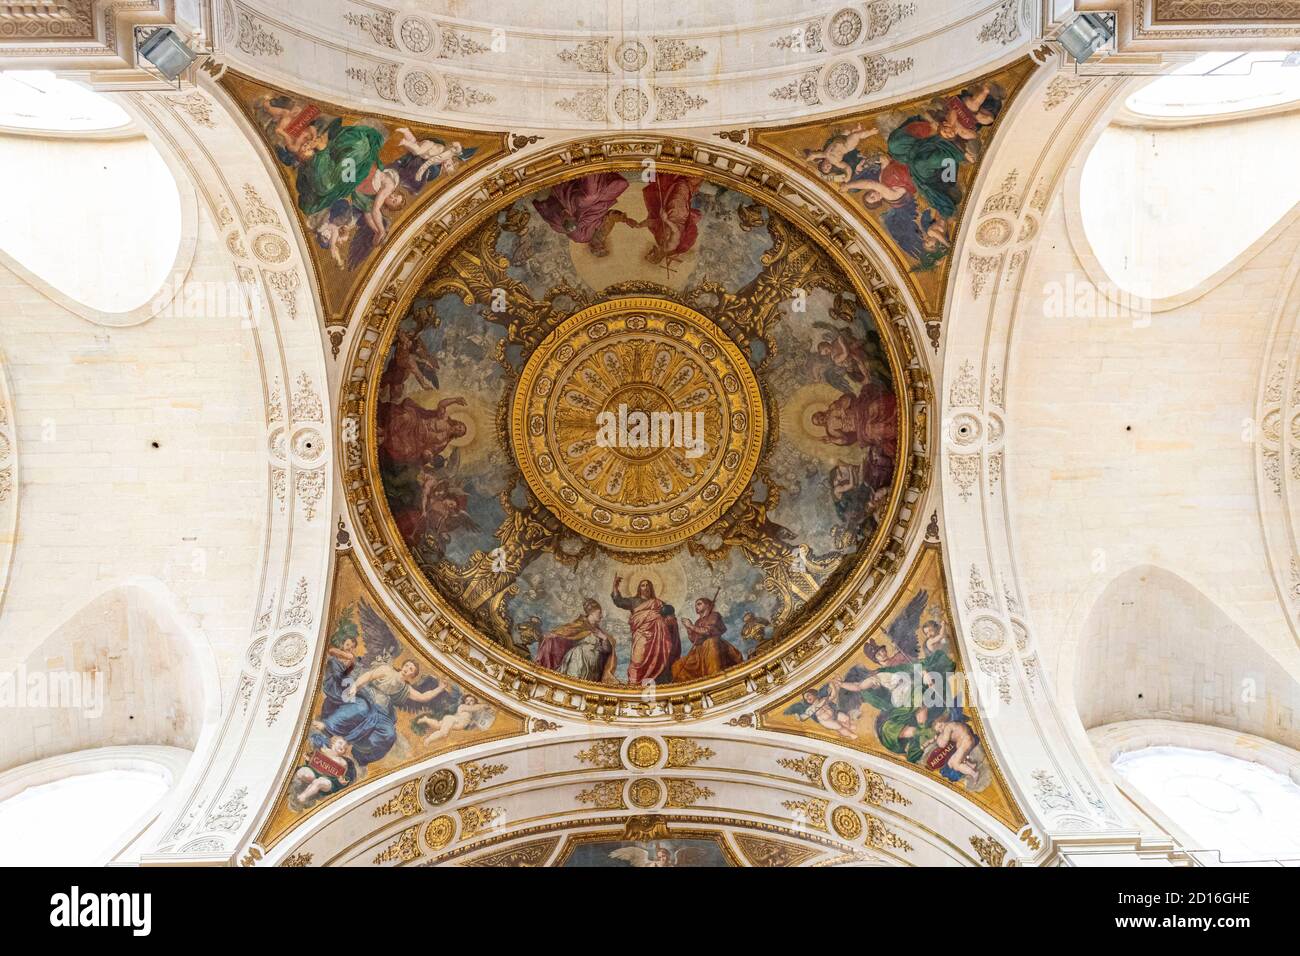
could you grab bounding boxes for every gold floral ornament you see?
[424,814,455,850]
[423,768,458,805]
[626,736,664,769]
[511,298,765,553]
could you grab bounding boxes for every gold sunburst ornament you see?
[511,297,765,552]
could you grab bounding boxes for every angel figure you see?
[290,735,357,809]
[310,600,455,766]
[394,127,473,182]
[803,125,878,182]
[413,694,496,744]
[785,671,878,738]
[608,844,710,867]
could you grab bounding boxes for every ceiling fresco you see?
[221,71,508,324]
[367,164,911,696]
[259,553,528,847]
[752,57,1036,319]
[762,545,1024,830]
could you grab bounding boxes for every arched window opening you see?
[0,72,183,316]
[0,71,131,132]
[1113,745,1300,862]
[1126,52,1300,120]
[0,749,181,866]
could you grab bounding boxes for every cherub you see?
[414,694,496,744]
[930,712,980,784]
[608,845,709,867]
[803,125,878,182]
[395,127,468,181]
[919,616,950,657]
[314,215,357,268]
[791,675,877,739]
[260,97,328,162]
[291,735,356,808]
[363,167,405,242]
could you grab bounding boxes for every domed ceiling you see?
[366,164,911,694]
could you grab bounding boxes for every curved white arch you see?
[1067,110,1300,305]
[0,126,200,327]
[0,744,189,866]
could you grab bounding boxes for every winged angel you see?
[308,601,495,770]
[608,844,711,867]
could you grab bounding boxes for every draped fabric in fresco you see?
[375,168,904,689]
[753,58,1036,317]
[762,546,1024,830]
[223,72,505,321]
[261,555,526,845]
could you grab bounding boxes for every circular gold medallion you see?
[424,814,455,850]
[628,778,663,809]
[826,760,861,797]
[831,805,863,841]
[626,736,663,769]
[424,768,457,805]
[511,297,765,552]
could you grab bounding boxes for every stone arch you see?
[1072,564,1300,749]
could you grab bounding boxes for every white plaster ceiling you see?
[212,0,1038,129]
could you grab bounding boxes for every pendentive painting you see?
[223,72,505,321]
[753,58,1035,316]
[761,547,1023,829]
[371,165,907,692]
[261,554,526,845]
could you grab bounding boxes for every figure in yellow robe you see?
[671,597,742,681]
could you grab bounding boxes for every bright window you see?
[1113,745,1300,862]
[0,769,169,866]
[0,71,131,131]
[1079,109,1300,300]
[1127,52,1300,119]
[0,74,182,315]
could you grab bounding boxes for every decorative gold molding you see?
[340,136,931,723]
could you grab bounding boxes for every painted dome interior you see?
[373,167,905,688]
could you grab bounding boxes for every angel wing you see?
[357,600,403,666]
[884,589,928,660]
[610,846,653,867]
[843,664,873,684]
[822,364,857,397]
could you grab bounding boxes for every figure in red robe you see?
[532,172,634,256]
[811,381,897,460]
[639,173,703,266]
[612,576,680,685]
[380,396,467,467]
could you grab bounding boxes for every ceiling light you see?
[1058,13,1115,63]
[136,27,197,83]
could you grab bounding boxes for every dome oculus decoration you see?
[361,152,918,702]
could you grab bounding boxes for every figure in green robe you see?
[295,120,387,216]
[884,116,965,219]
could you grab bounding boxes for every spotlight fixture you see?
[1057,13,1115,63]
[136,27,197,83]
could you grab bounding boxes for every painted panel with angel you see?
[222,73,504,320]
[279,556,525,827]
[761,547,1025,830]
[561,838,732,868]
[753,58,1035,315]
